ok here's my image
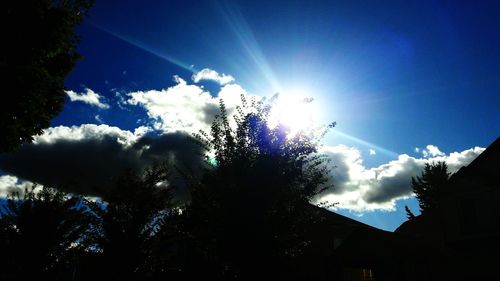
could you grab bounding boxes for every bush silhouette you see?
[0,96,336,281]
[0,186,97,280]
[94,165,175,280]
[186,96,333,279]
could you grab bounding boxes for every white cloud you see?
[34,124,144,147]
[192,68,235,85]
[2,70,489,214]
[127,76,218,133]
[421,144,445,157]
[115,91,130,110]
[66,88,110,109]
[0,70,256,197]
[0,124,203,197]
[0,175,36,197]
[316,145,485,212]
[126,75,253,134]
[218,83,248,107]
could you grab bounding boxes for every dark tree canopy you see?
[0,0,93,152]
[95,165,176,280]
[0,95,336,280]
[0,165,178,281]
[411,161,450,214]
[187,96,333,279]
[0,186,98,280]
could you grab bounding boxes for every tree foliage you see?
[94,164,176,280]
[0,186,98,280]
[0,95,337,280]
[404,205,416,220]
[0,165,176,281]
[411,161,450,214]
[188,95,333,279]
[1,0,93,152]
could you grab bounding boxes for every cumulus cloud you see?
[126,76,251,134]
[0,175,37,197]
[127,76,219,133]
[0,124,205,199]
[32,124,144,146]
[0,71,256,199]
[3,121,482,211]
[192,68,235,85]
[0,70,489,215]
[316,145,485,211]
[421,144,445,157]
[66,88,110,109]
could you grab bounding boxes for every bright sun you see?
[268,91,318,136]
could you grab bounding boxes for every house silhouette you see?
[315,137,499,281]
[394,136,500,281]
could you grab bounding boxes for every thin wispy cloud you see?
[66,88,110,109]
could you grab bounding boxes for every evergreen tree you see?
[411,161,450,214]
[405,205,416,220]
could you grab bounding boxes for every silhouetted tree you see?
[187,95,333,280]
[405,205,416,220]
[94,164,175,281]
[0,186,98,281]
[411,162,450,214]
[1,0,93,152]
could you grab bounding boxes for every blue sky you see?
[1,0,499,231]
